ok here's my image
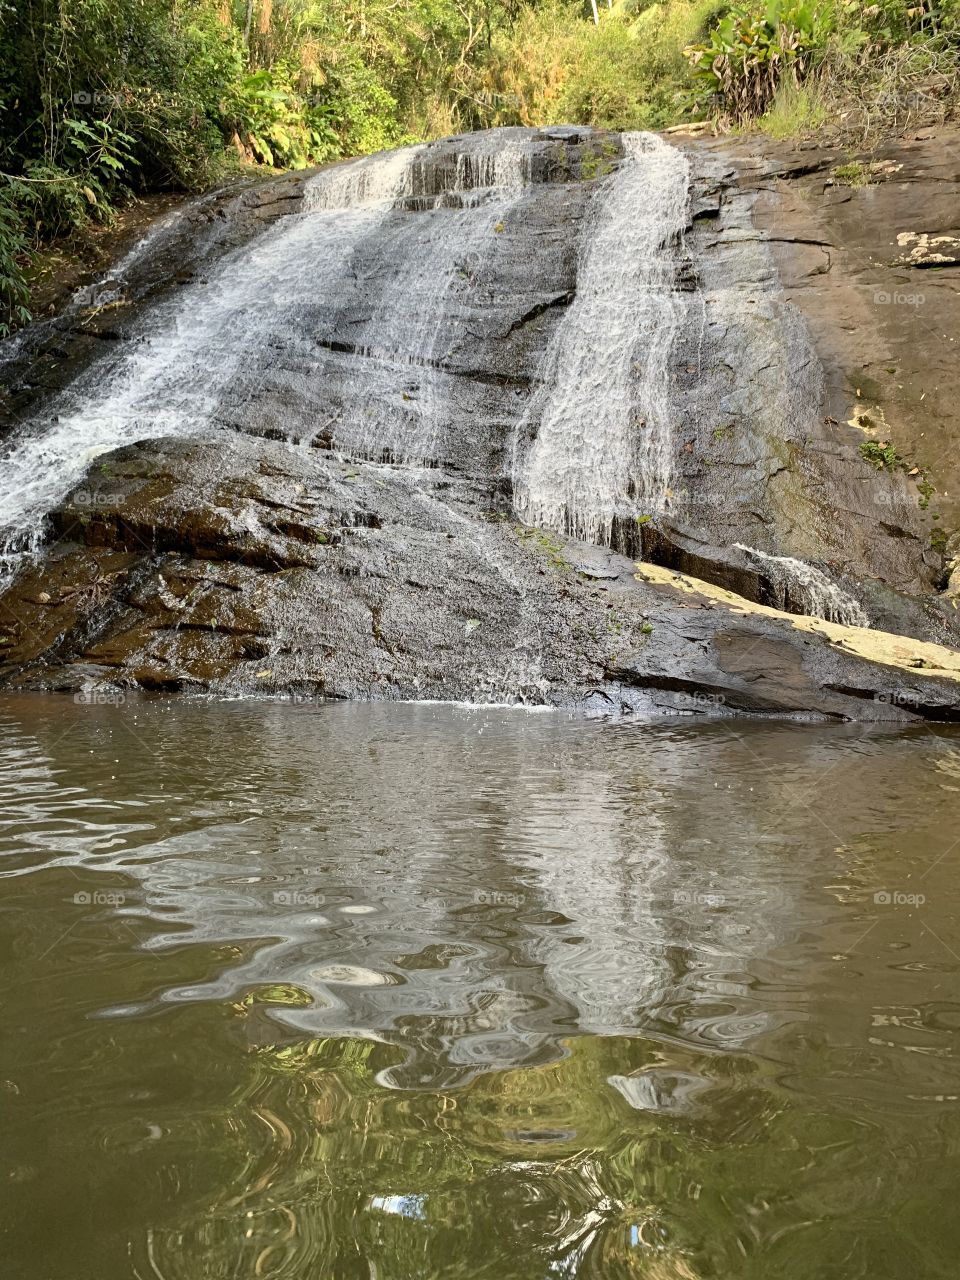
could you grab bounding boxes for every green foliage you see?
[485,0,724,131]
[487,0,958,137]
[230,67,325,167]
[685,0,960,127]
[0,189,31,336]
[0,0,514,328]
[859,439,900,470]
[756,76,826,136]
[831,159,872,186]
[685,0,831,123]
[0,0,957,333]
[558,18,665,128]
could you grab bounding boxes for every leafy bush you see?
[486,0,724,130]
[685,0,831,123]
[558,18,664,128]
[228,67,319,167]
[0,190,30,336]
[686,0,960,129]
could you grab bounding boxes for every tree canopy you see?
[1,0,957,330]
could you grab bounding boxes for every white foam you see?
[734,543,870,627]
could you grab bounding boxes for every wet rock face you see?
[0,125,958,719]
[0,176,314,429]
[702,129,960,622]
[630,133,960,645]
[0,437,609,701]
[2,434,960,721]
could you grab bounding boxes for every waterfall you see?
[734,544,870,627]
[512,132,690,546]
[335,141,532,466]
[303,147,421,212]
[0,128,883,651]
[0,146,423,585]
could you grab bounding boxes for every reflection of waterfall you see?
[734,543,870,626]
[0,699,802,1087]
[513,132,690,544]
[509,766,674,1033]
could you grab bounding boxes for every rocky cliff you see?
[0,125,958,720]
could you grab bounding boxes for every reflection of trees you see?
[8,703,958,1278]
[140,1009,954,1280]
[137,1033,728,1279]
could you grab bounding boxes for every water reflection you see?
[1,697,959,1278]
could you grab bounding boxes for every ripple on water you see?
[2,698,960,1278]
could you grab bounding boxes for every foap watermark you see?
[675,691,726,710]
[71,90,122,107]
[862,490,915,510]
[874,289,925,308]
[77,282,122,309]
[476,91,523,112]
[876,89,935,113]
[474,889,525,907]
[874,889,926,907]
[273,889,324,908]
[73,689,126,706]
[73,889,125,906]
[874,690,924,709]
[674,888,726,908]
[70,489,126,508]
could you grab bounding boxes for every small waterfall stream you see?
[0,147,423,583]
[734,544,870,628]
[336,141,531,465]
[512,132,690,545]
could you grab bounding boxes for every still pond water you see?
[1,695,959,1279]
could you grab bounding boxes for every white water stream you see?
[337,140,532,465]
[0,131,876,636]
[734,543,870,627]
[512,132,690,545]
[0,147,423,583]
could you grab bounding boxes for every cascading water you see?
[0,127,888,663]
[335,142,531,466]
[0,147,422,585]
[512,132,690,546]
[734,544,870,627]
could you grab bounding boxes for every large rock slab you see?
[693,130,960,613]
[0,436,958,721]
[627,132,960,644]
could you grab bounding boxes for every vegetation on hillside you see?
[1,0,958,333]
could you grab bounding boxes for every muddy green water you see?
[1,696,959,1279]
